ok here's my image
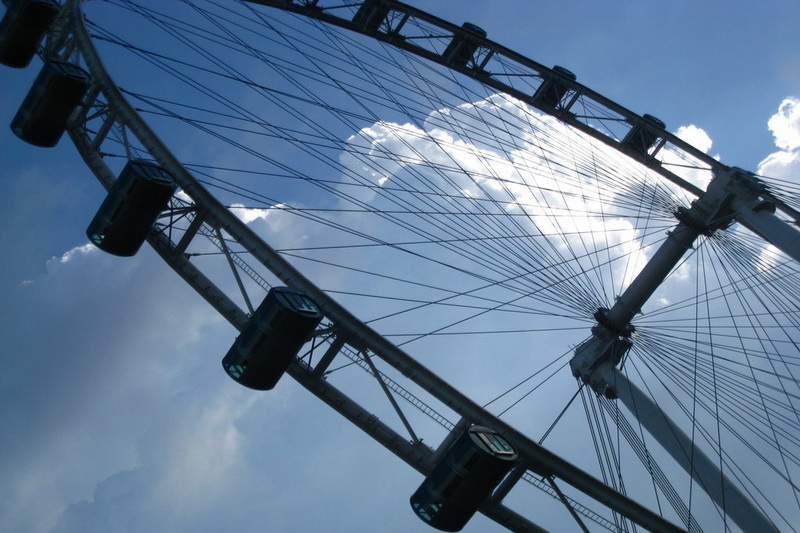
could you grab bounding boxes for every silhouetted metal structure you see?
[5,0,798,531]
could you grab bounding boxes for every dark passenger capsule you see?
[0,0,59,68]
[533,65,577,108]
[222,287,323,391]
[410,426,518,531]
[352,0,390,33]
[621,114,666,157]
[442,22,486,68]
[11,59,90,146]
[86,160,176,257]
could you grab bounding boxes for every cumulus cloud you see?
[655,124,718,191]
[759,97,800,183]
[675,124,713,154]
[230,203,275,224]
[53,243,98,264]
[767,97,800,151]
[759,149,800,182]
[0,180,433,532]
[340,93,669,305]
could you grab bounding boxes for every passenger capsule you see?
[0,0,59,68]
[533,65,577,109]
[86,160,176,257]
[222,287,323,391]
[442,23,486,68]
[10,59,91,146]
[620,114,666,157]
[410,426,518,531]
[352,0,390,33]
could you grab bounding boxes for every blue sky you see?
[1,1,799,532]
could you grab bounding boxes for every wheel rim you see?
[48,0,800,530]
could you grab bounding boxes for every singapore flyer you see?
[2,1,799,531]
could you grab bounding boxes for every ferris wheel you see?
[3,0,800,531]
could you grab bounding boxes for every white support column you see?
[733,196,800,263]
[605,223,700,328]
[597,365,779,533]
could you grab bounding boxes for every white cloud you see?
[230,202,275,224]
[52,243,97,264]
[767,97,800,151]
[8,89,790,533]
[675,124,713,154]
[341,94,659,303]
[758,148,800,182]
[657,124,717,191]
[50,387,260,533]
[2,6,795,526]
[759,97,800,183]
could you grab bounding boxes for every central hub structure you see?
[569,309,634,399]
[569,168,767,397]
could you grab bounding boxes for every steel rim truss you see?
[35,0,800,531]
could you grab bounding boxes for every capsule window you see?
[476,431,515,455]
[412,501,443,523]
[226,364,246,380]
